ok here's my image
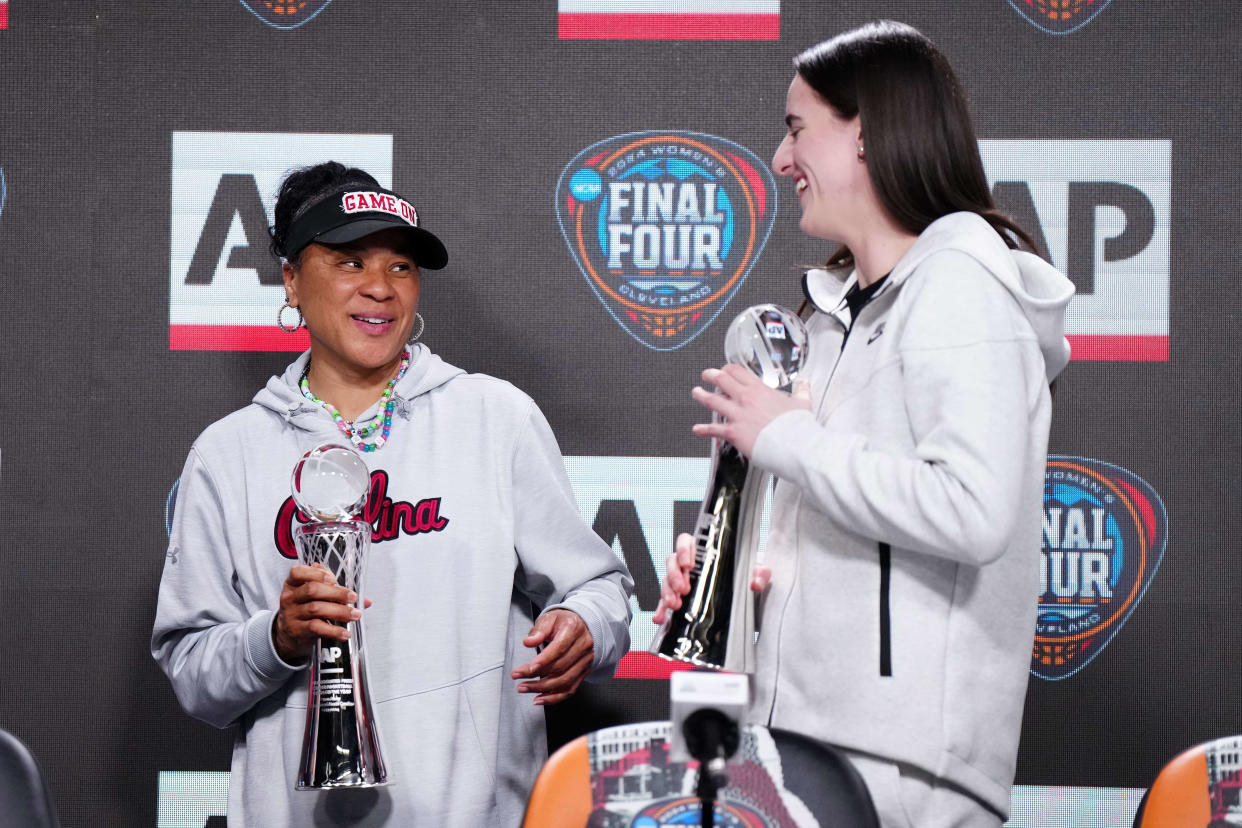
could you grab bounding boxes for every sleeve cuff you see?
[244,609,304,681]
[543,599,611,675]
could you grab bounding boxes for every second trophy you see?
[650,304,810,672]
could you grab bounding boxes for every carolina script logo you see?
[1006,0,1114,34]
[238,0,332,29]
[274,469,449,559]
[556,132,776,350]
[1033,456,1167,680]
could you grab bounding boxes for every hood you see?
[803,212,1075,382]
[253,343,466,431]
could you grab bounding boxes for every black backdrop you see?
[0,2,1238,825]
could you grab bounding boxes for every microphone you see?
[669,672,748,828]
[684,708,739,789]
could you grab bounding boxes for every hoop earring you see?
[278,301,303,333]
[407,312,425,344]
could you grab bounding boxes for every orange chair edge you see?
[1139,743,1211,827]
[521,735,592,828]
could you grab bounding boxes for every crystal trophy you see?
[290,444,388,789]
[650,304,810,672]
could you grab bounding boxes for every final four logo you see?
[556,132,776,350]
[238,0,331,29]
[1034,457,1167,680]
[1006,0,1114,34]
[632,798,769,826]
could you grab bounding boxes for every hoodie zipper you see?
[823,286,897,677]
[767,288,902,723]
[767,305,862,725]
[879,542,892,677]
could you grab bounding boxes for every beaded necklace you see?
[299,348,411,453]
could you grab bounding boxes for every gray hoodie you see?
[750,212,1074,818]
[152,344,633,827]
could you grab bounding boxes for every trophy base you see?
[295,739,389,791]
[296,779,390,791]
[652,646,726,672]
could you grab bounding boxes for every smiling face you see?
[771,73,872,244]
[283,227,421,384]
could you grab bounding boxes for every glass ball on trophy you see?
[723,304,810,391]
[290,444,370,522]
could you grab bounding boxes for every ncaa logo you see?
[169,132,391,351]
[1033,457,1167,680]
[556,132,777,350]
[238,0,332,29]
[1006,0,1114,34]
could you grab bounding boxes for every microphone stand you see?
[683,709,739,828]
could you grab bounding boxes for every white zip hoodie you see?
[152,344,633,827]
[750,212,1074,818]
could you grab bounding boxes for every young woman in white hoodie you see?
[656,21,1074,828]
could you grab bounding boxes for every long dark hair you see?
[794,21,1038,270]
[269,161,381,263]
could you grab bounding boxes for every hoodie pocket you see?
[879,542,892,677]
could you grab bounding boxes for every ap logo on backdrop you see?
[982,140,1170,361]
[556,132,777,350]
[169,132,391,351]
[1035,457,1168,680]
[238,0,332,29]
[1006,0,1114,34]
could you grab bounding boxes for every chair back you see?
[1133,734,1242,827]
[523,721,879,827]
[0,728,61,828]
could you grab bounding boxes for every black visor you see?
[284,188,448,269]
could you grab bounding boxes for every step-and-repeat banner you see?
[1,2,1238,825]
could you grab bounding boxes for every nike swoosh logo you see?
[868,324,885,344]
